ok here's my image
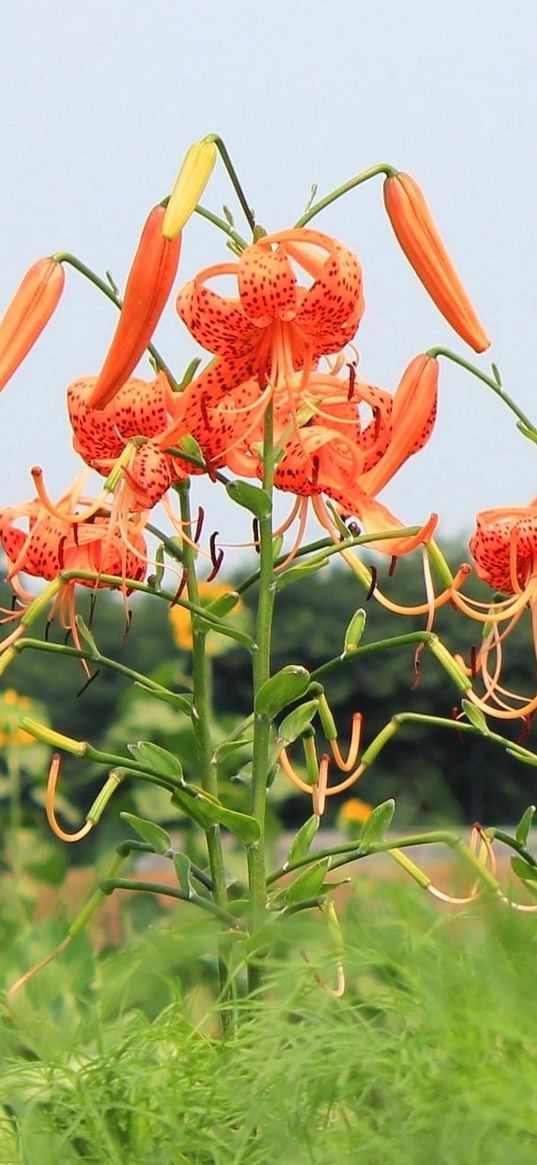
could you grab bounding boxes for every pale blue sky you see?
[1,0,536,556]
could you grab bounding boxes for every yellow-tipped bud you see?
[163,137,218,239]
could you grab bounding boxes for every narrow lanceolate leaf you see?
[359,798,395,848]
[88,205,181,408]
[276,700,319,748]
[0,257,65,392]
[275,557,329,590]
[225,480,272,518]
[461,699,490,734]
[120,812,171,855]
[511,857,537,896]
[204,590,241,617]
[255,666,311,720]
[285,857,330,905]
[286,814,320,866]
[172,785,260,845]
[383,171,490,353]
[127,740,183,780]
[515,805,536,847]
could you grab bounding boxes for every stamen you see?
[366,567,378,601]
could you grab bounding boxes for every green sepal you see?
[225,480,272,517]
[285,814,320,866]
[516,804,536,846]
[359,799,395,848]
[461,699,489,734]
[204,590,241,616]
[275,557,329,590]
[214,737,254,762]
[127,741,183,780]
[285,857,330,905]
[120,812,171,855]
[255,665,311,720]
[276,700,319,748]
[173,852,194,897]
[344,608,366,653]
[171,784,260,844]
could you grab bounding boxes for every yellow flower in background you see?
[0,689,35,746]
[338,797,372,829]
[169,582,245,656]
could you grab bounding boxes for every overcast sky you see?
[1,0,536,561]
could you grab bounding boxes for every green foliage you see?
[3,885,537,1163]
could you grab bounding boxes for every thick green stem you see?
[247,404,277,992]
[295,162,397,227]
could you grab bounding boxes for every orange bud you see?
[0,258,65,391]
[383,172,490,353]
[88,205,181,409]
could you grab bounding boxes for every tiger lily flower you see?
[384,172,490,353]
[67,372,188,510]
[0,479,148,663]
[176,227,364,394]
[87,205,181,409]
[0,257,64,392]
[451,501,537,720]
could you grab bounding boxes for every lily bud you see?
[383,172,490,353]
[88,205,181,409]
[0,257,64,391]
[162,137,218,239]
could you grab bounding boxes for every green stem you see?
[247,403,277,992]
[194,204,248,251]
[295,162,397,228]
[207,134,257,235]
[99,878,241,928]
[51,252,178,389]
[178,482,232,1028]
[427,347,537,435]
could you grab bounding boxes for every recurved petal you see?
[177,266,259,358]
[238,242,297,325]
[295,238,364,352]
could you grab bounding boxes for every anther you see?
[365,567,378,601]
[193,506,205,544]
[470,645,477,679]
[388,556,398,578]
[171,568,188,604]
[76,669,100,698]
[252,518,260,553]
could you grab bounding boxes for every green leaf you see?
[461,699,489,734]
[359,799,395,848]
[133,683,193,715]
[214,737,254,761]
[505,746,537,768]
[276,700,319,747]
[285,858,330,905]
[225,480,272,518]
[172,785,260,845]
[147,542,166,589]
[275,557,329,590]
[128,741,183,780]
[178,433,204,460]
[344,608,366,653]
[511,856,537,890]
[120,812,171,855]
[173,852,194,897]
[204,590,241,616]
[255,666,311,720]
[75,614,99,656]
[286,814,320,866]
[516,805,536,846]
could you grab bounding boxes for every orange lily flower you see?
[67,372,188,509]
[0,258,64,392]
[384,172,490,353]
[177,228,364,390]
[451,501,537,719]
[87,205,181,409]
[0,480,147,661]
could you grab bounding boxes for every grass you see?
[2,880,537,1163]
